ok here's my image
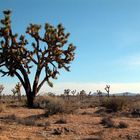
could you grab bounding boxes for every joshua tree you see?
[97,90,102,97]
[11,88,17,100]
[79,90,86,100]
[11,82,22,101]
[16,82,22,101]
[0,84,4,99]
[88,91,92,96]
[105,85,110,97]
[0,10,76,107]
[64,89,71,100]
[47,92,55,97]
[71,89,76,96]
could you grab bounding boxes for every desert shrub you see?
[52,127,74,135]
[4,114,17,121]
[131,102,140,117]
[100,117,115,128]
[35,95,79,116]
[44,96,79,116]
[36,121,51,127]
[18,118,36,126]
[102,97,126,112]
[118,121,128,128]
[34,95,53,108]
[44,97,65,116]
[55,118,67,124]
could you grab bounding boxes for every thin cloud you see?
[117,54,140,68]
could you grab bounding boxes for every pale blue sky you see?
[1,0,140,94]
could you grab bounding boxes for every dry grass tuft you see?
[131,101,140,117]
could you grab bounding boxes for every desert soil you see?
[0,106,140,140]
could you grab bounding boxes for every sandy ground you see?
[0,106,140,140]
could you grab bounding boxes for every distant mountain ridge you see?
[92,92,140,96]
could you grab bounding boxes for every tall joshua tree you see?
[0,10,76,107]
[105,85,110,97]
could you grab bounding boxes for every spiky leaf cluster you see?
[0,10,32,76]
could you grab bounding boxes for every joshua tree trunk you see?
[25,69,41,107]
[26,91,35,107]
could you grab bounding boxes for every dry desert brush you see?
[44,96,79,116]
[0,10,76,107]
[101,97,127,112]
[100,117,115,128]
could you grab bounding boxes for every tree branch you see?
[18,65,31,93]
[14,71,26,89]
[37,77,47,92]
[32,65,42,95]
[29,54,38,65]
[0,69,8,77]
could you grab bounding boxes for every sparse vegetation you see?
[131,102,140,117]
[101,97,127,112]
[100,117,115,128]
[44,97,65,116]
[44,96,79,116]
[55,118,67,124]
[0,95,140,140]
[117,121,128,128]
[0,1,140,140]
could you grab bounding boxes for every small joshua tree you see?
[88,91,92,96]
[11,82,22,101]
[97,90,103,103]
[97,90,102,97]
[11,88,17,100]
[16,82,22,101]
[47,92,55,97]
[71,89,76,96]
[79,90,86,100]
[0,10,76,107]
[0,84,4,99]
[105,85,110,97]
[64,89,71,100]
